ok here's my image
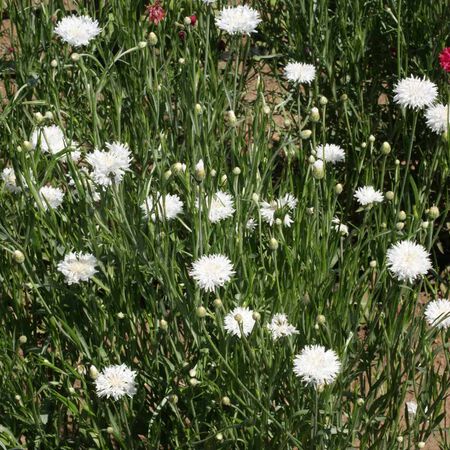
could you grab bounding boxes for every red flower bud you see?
[190,15,197,26]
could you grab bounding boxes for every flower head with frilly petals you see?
[54,15,101,47]
[424,298,450,330]
[215,5,261,35]
[393,76,437,110]
[283,62,316,84]
[189,254,235,292]
[224,306,255,337]
[95,364,137,400]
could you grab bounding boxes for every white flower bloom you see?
[283,62,316,84]
[38,186,64,210]
[54,15,101,47]
[267,313,298,340]
[406,401,418,416]
[189,254,235,292]
[283,214,293,227]
[203,191,235,223]
[425,103,449,134]
[95,364,137,400]
[393,76,438,110]
[246,218,257,232]
[31,125,67,155]
[332,217,349,236]
[260,193,297,226]
[215,5,261,35]
[87,142,132,186]
[141,193,183,221]
[386,240,432,283]
[224,306,255,337]
[316,144,345,164]
[1,168,20,193]
[424,298,450,330]
[202,0,215,4]
[354,186,384,206]
[293,345,341,387]
[57,252,98,285]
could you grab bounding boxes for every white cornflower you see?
[316,144,345,164]
[332,217,349,236]
[87,142,132,187]
[54,15,101,47]
[1,168,20,193]
[260,193,297,226]
[189,254,235,292]
[393,76,438,110]
[267,313,298,340]
[424,298,450,330]
[283,62,316,84]
[204,191,235,223]
[57,252,98,285]
[354,186,384,206]
[31,125,67,155]
[425,104,449,134]
[141,193,183,221]
[293,345,341,387]
[386,240,432,283]
[95,364,137,400]
[38,186,64,210]
[406,401,418,416]
[202,0,215,4]
[246,218,257,232]
[215,5,261,35]
[224,306,255,337]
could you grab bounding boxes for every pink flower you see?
[147,0,165,25]
[439,47,450,73]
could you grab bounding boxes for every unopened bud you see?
[68,387,75,394]
[195,159,206,181]
[164,169,172,180]
[23,140,33,151]
[148,32,158,46]
[232,167,241,175]
[381,142,391,154]
[369,260,377,268]
[196,306,207,318]
[13,250,25,263]
[71,53,80,62]
[210,169,217,177]
[312,160,325,179]
[251,193,259,203]
[227,110,237,125]
[252,311,260,321]
[398,210,406,221]
[195,103,203,114]
[19,335,27,344]
[138,41,147,49]
[34,112,44,123]
[117,312,125,319]
[269,238,278,250]
[159,319,168,330]
[213,298,223,308]
[221,396,231,406]
[317,314,326,325]
[50,59,58,68]
[183,16,192,26]
[107,427,114,434]
[319,96,328,105]
[421,221,429,229]
[263,106,271,114]
[89,365,99,380]
[335,183,343,194]
[172,162,183,173]
[428,206,439,219]
[310,107,320,122]
[368,135,375,143]
[356,398,364,406]
[417,443,425,449]
[385,191,394,200]
[397,436,404,443]
[395,222,405,231]
[300,129,312,139]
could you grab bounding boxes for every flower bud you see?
[417,443,425,449]
[159,319,168,330]
[169,394,178,404]
[381,142,391,154]
[178,58,185,65]
[312,160,325,179]
[361,142,367,148]
[421,221,429,229]
[117,312,125,319]
[308,155,316,164]
[319,95,328,105]
[89,365,99,380]
[50,59,58,68]
[398,210,406,221]
[221,396,231,406]
[71,52,80,62]
[310,107,320,122]
[263,106,271,115]
[138,41,148,49]
[368,135,375,143]
[397,436,404,443]
[252,193,259,203]
[164,169,172,180]
[195,103,203,114]
[19,335,27,344]
[275,218,282,226]
[428,206,439,219]
[107,427,114,434]
[172,162,183,173]
[227,110,237,125]
[34,112,44,123]
[195,159,206,181]
[395,222,405,231]
[340,93,348,102]
[196,306,207,318]
[252,311,260,321]
[15,394,21,402]
[356,398,364,406]
[189,377,199,387]
[68,387,75,394]
[189,368,197,378]
[220,174,227,185]
[317,314,326,325]
[183,16,192,25]
[23,140,33,151]
[269,238,279,250]
[300,129,312,140]
[13,250,25,263]
[369,260,377,268]
[395,159,400,165]
[232,167,241,175]
[284,118,291,128]
[148,32,158,46]
[213,298,223,308]
[335,183,343,194]
[216,433,224,441]
[307,207,314,215]
[385,191,394,200]
[44,111,53,120]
